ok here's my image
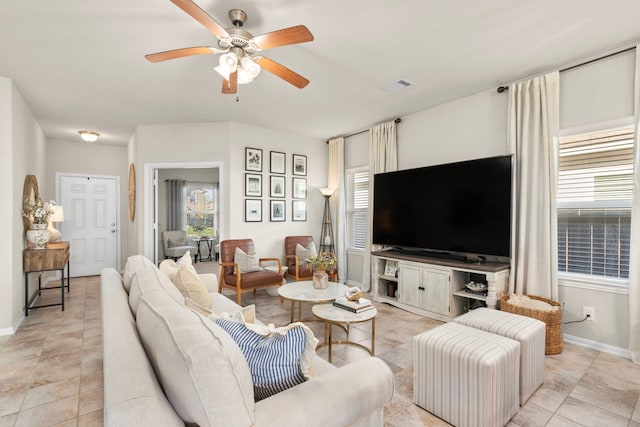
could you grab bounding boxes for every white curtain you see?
[628,45,640,365]
[362,120,398,291]
[328,137,346,279]
[167,179,185,231]
[507,72,560,300]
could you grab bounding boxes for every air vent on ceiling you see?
[383,79,416,93]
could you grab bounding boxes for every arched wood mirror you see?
[22,175,40,232]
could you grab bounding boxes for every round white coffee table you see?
[312,303,377,363]
[278,281,348,323]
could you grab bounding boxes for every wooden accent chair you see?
[219,239,284,305]
[284,236,338,282]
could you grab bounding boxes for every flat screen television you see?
[372,155,512,260]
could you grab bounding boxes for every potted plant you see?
[306,252,336,289]
[22,198,56,249]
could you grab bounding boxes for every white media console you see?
[371,249,510,322]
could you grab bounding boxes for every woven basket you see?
[499,294,563,355]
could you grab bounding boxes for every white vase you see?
[312,270,328,289]
[26,223,50,250]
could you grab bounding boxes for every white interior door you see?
[59,175,119,277]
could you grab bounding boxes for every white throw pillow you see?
[295,242,317,264]
[234,247,262,274]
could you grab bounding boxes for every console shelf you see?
[371,249,510,321]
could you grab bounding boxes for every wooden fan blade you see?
[170,0,229,38]
[256,57,309,89]
[145,46,216,63]
[252,25,314,50]
[221,71,238,94]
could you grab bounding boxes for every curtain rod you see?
[326,117,402,144]
[497,45,636,93]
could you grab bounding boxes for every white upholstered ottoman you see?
[454,307,545,404]
[413,323,520,427]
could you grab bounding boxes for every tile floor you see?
[1,268,640,426]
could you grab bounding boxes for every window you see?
[185,182,217,237]
[557,127,634,280]
[345,168,369,250]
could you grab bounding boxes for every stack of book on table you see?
[332,296,375,313]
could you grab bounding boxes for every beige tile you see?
[78,409,102,427]
[21,377,80,410]
[569,371,639,418]
[525,384,567,412]
[0,387,27,417]
[79,369,103,394]
[556,396,628,427]
[14,395,78,427]
[78,388,103,416]
[510,401,553,427]
[633,394,640,422]
[0,412,18,427]
[545,414,583,427]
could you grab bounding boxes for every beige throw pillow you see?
[185,297,256,324]
[295,241,317,264]
[171,263,212,309]
[234,247,262,274]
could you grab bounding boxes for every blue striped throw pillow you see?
[216,317,307,401]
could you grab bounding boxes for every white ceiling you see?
[1,0,640,146]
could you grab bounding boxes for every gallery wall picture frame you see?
[245,147,263,172]
[245,199,262,222]
[292,154,307,176]
[270,175,286,198]
[292,177,307,199]
[245,173,262,197]
[292,200,306,221]
[270,200,286,222]
[270,151,286,174]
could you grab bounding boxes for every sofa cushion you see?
[185,297,256,324]
[234,246,262,273]
[215,317,315,401]
[129,265,185,316]
[136,290,255,427]
[123,255,156,293]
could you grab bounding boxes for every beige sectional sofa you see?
[101,255,394,427]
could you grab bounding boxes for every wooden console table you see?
[23,241,70,316]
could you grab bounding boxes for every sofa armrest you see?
[198,273,218,293]
[254,357,393,427]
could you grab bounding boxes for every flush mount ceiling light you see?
[78,130,100,142]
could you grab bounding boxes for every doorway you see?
[56,173,120,277]
[143,161,224,264]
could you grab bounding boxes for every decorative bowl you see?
[465,282,488,293]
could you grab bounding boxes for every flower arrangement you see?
[23,198,56,225]
[306,252,336,272]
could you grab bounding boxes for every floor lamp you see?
[318,187,335,254]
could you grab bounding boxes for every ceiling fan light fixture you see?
[241,56,261,79]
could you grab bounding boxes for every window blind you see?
[346,169,369,250]
[557,127,634,280]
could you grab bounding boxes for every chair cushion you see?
[224,270,284,288]
[136,291,255,427]
[234,247,262,273]
[168,237,186,247]
[287,265,313,278]
[215,317,318,401]
[295,242,317,264]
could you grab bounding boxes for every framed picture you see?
[292,200,306,221]
[270,200,285,222]
[245,173,262,197]
[292,154,307,176]
[245,199,262,222]
[270,175,285,198]
[384,260,399,277]
[292,177,307,199]
[270,151,286,174]
[245,147,263,172]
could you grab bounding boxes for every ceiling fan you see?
[145,0,314,94]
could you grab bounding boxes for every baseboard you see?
[563,333,630,360]
[0,326,15,336]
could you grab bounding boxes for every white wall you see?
[130,121,325,261]
[1,77,47,334]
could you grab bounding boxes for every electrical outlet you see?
[582,306,595,322]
